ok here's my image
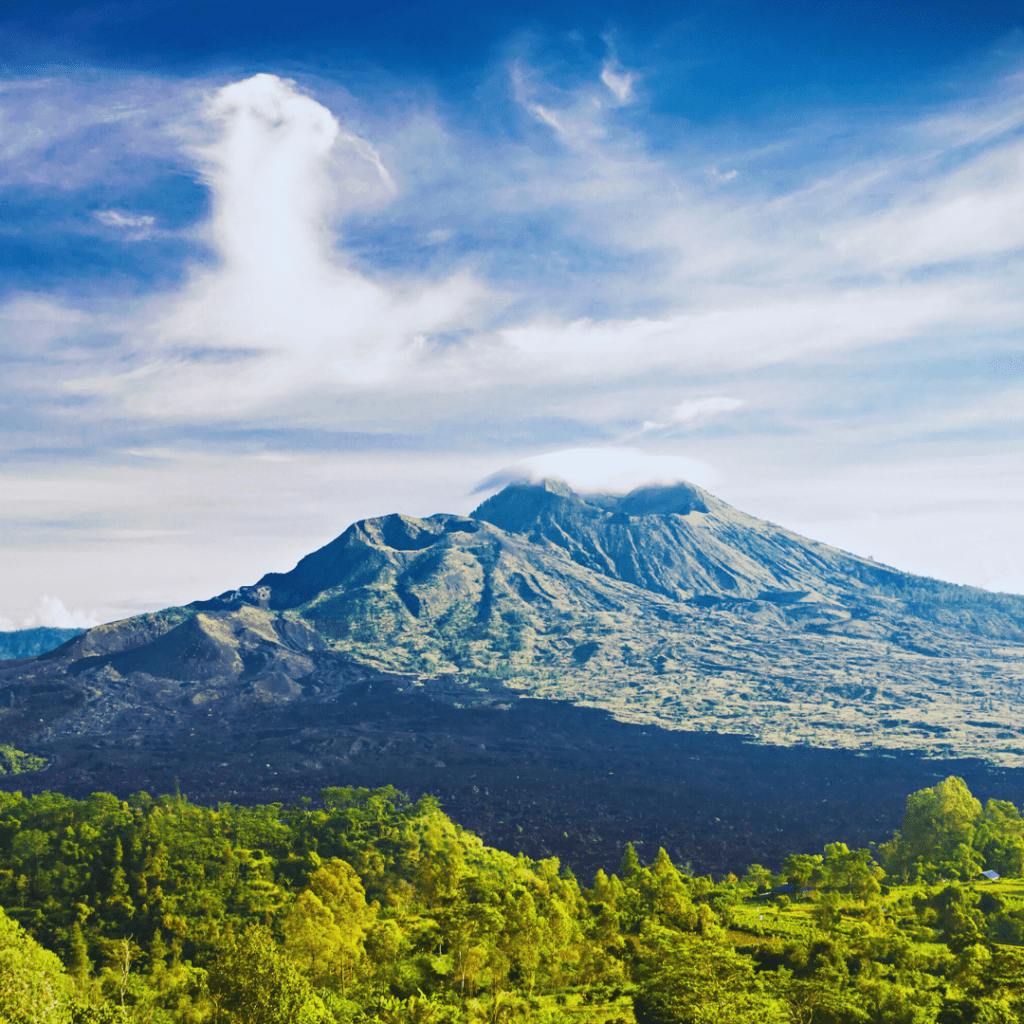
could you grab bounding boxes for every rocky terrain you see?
[2,477,1024,874]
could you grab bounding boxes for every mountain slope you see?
[222,479,1024,767]
[3,478,1022,771]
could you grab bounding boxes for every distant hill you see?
[0,627,83,661]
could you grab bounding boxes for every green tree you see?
[282,890,343,989]
[632,924,788,1024]
[821,843,885,899]
[922,884,985,953]
[739,864,773,895]
[496,888,541,993]
[975,799,1024,877]
[66,922,90,987]
[281,856,374,994]
[619,844,642,881]
[901,777,983,879]
[365,919,404,1003]
[208,924,329,1024]
[780,853,824,894]
[0,905,76,1024]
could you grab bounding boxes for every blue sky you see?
[2,0,1024,627]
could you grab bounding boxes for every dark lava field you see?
[5,683,1023,881]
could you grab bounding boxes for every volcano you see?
[3,478,1024,875]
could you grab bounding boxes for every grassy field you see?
[729,876,1024,945]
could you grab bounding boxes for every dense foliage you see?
[0,745,48,776]
[0,776,1023,1022]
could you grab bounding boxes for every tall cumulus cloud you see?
[69,74,487,418]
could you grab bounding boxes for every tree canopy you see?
[0,776,1020,1022]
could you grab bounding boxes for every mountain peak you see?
[470,476,714,535]
[585,480,710,517]
[470,477,588,533]
[5,472,1024,781]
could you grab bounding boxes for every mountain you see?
[0,627,83,661]
[2,478,1024,875]
[180,477,1024,764]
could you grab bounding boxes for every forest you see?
[2,775,1024,1023]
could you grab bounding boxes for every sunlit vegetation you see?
[0,744,48,775]
[1,776,1023,1022]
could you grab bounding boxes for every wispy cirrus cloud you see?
[0,74,194,189]
[91,210,159,243]
[640,397,745,433]
[600,61,637,104]
[3,58,1024,433]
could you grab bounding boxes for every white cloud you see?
[0,295,90,353]
[60,74,487,416]
[478,446,721,495]
[94,210,156,229]
[639,397,744,432]
[9,65,1024,424]
[706,167,739,183]
[529,103,566,133]
[499,279,1014,377]
[5,60,1024,608]
[0,76,192,189]
[826,139,1024,269]
[511,62,608,148]
[600,62,637,104]
[485,62,1024,386]
[27,596,98,630]
[673,396,744,422]
[93,210,157,240]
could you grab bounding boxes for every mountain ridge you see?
[231,476,1020,634]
